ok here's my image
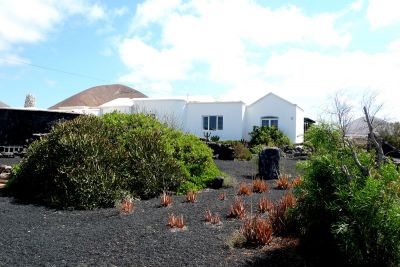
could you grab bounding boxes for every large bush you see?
[249,126,291,148]
[8,113,220,209]
[295,124,400,266]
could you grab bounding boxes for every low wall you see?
[0,108,80,145]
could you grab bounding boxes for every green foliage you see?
[210,135,220,142]
[249,126,291,148]
[216,140,252,160]
[8,112,221,209]
[304,123,341,154]
[249,144,265,155]
[8,116,121,209]
[294,124,400,266]
[232,142,252,161]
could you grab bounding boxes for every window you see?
[203,116,223,130]
[261,116,279,128]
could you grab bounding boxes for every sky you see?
[1,0,400,121]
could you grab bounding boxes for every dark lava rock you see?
[205,142,235,160]
[209,176,224,189]
[383,141,400,158]
[259,147,280,179]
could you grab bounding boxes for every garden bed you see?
[0,159,305,266]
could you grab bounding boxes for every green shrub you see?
[210,135,220,142]
[249,126,290,148]
[249,144,265,155]
[8,113,221,209]
[8,116,121,209]
[294,124,400,266]
[232,143,252,161]
[217,140,252,160]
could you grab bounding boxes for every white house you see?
[98,93,305,143]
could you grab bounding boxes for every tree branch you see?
[363,106,386,167]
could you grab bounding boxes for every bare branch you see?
[361,91,383,125]
[345,139,370,178]
[333,93,353,138]
[363,106,386,167]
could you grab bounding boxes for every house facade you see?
[97,93,304,143]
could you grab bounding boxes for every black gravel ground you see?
[0,158,305,267]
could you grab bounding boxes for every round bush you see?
[8,113,221,209]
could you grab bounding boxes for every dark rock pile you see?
[205,141,235,160]
[283,145,311,159]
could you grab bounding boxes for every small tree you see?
[295,91,400,266]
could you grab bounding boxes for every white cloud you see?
[120,0,351,95]
[0,0,59,49]
[132,0,182,28]
[388,38,400,51]
[367,0,400,29]
[260,48,400,120]
[87,3,105,22]
[350,0,364,11]
[117,0,400,120]
[114,7,128,17]
[0,0,107,54]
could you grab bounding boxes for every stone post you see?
[258,147,280,179]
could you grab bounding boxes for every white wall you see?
[130,99,187,130]
[244,94,299,143]
[100,99,187,130]
[97,94,304,143]
[186,102,245,140]
[295,106,305,143]
[100,106,132,115]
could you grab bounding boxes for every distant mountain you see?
[49,84,147,109]
[0,101,10,108]
[346,117,387,137]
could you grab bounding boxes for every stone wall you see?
[0,108,79,145]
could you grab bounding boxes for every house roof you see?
[248,92,304,111]
[0,101,9,108]
[49,84,147,109]
[187,101,245,105]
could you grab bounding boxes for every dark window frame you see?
[203,115,223,130]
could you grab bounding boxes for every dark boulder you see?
[205,141,235,160]
[383,141,400,158]
[209,176,224,189]
[258,147,280,179]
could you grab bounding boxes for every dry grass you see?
[185,191,197,203]
[227,197,246,219]
[118,197,134,214]
[269,192,296,235]
[225,230,247,249]
[258,196,274,214]
[160,192,172,207]
[252,178,269,193]
[237,182,252,196]
[167,214,185,229]
[241,215,273,245]
[291,176,302,187]
[218,192,227,201]
[275,174,291,190]
[204,209,221,225]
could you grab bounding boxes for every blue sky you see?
[1,0,400,120]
